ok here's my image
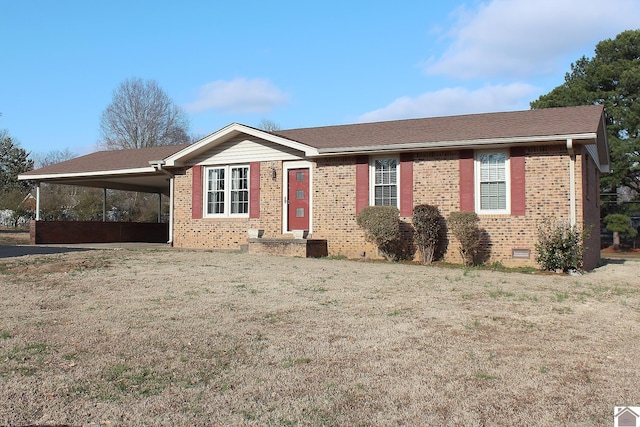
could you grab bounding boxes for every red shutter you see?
[250,162,260,218]
[192,165,203,219]
[459,150,474,212]
[400,153,413,216]
[355,156,369,215]
[510,147,526,215]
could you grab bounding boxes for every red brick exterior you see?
[581,147,602,271]
[173,162,285,250]
[171,143,601,269]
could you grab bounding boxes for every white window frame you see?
[369,156,400,209]
[475,150,510,215]
[204,164,250,218]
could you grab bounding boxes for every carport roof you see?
[19,144,188,194]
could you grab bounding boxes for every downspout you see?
[566,139,576,226]
[150,160,175,244]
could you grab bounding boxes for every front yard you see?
[0,248,639,426]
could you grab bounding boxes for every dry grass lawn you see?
[0,246,639,426]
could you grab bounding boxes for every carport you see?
[18,145,187,245]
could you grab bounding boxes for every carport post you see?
[158,193,162,223]
[103,188,107,222]
[35,182,41,221]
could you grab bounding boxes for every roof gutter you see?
[314,133,599,157]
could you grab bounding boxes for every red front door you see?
[287,168,309,231]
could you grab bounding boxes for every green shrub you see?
[413,204,441,264]
[447,211,480,266]
[356,206,401,261]
[534,218,587,272]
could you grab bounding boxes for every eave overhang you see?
[164,123,319,166]
[315,132,600,156]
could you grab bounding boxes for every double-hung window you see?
[371,157,399,208]
[476,151,510,214]
[205,165,249,217]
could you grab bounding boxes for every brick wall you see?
[172,145,599,269]
[581,147,602,270]
[173,161,286,250]
[311,157,376,257]
[30,220,168,244]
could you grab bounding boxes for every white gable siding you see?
[194,136,305,165]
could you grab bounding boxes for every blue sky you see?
[2,0,640,158]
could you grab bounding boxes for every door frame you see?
[282,160,313,234]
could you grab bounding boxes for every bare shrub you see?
[447,211,480,266]
[412,204,441,264]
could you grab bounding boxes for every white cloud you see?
[426,0,640,79]
[185,78,289,114]
[357,83,537,122]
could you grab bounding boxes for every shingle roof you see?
[21,144,188,177]
[274,105,605,150]
[21,105,605,179]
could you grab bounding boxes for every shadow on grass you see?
[599,257,628,265]
[0,245,93,258]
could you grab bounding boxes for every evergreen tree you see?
[531,30,640,210]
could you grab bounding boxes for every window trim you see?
[474,150,511,215]
[203,164,250,218]
[369,156,400,209]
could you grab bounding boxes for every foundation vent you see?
[512,248,531,259]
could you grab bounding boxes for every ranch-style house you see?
[19,105,610,270]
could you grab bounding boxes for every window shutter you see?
[459,150,474,211]
[510,147,525,215]
[400,153,413,216]
[191,165,203,219]
[355,156,369,214]
[250,162,260,218]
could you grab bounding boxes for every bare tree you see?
[257,118,281,132]
[32,148,76,168]
[99,78,190,150]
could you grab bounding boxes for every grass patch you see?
[475,372,497,380]
[282,357,312,368]
[487,288,515,299]
[101,363,170,398]
[325,254,347,260]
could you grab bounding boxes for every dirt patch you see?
[0,249,639,426]
[2,257,111,274]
